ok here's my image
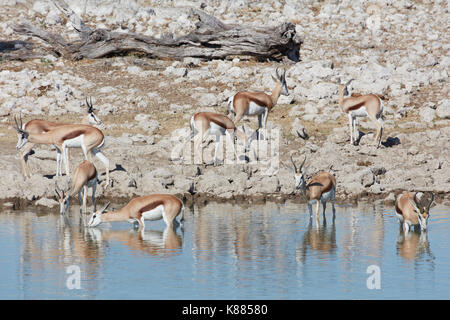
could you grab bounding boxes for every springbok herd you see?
[11,67,435,234]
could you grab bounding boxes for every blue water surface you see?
[0,201,449,299]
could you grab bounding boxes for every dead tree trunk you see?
[13,1,302,62]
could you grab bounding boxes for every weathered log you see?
[13,1,302,62]
[0,40,46,61]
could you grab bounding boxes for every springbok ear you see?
[66,179,72,192]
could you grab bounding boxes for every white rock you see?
[127,66,142,75]
[436,99,450,119]
[419,107,435,123]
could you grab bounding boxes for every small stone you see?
[407,146,419,155]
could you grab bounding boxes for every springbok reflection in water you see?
[396,229,433,261]
[86,226,183,257]
[296,215,337,264]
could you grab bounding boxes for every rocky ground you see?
[0,0,449,209]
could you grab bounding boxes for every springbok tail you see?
[376,95,384,119]
[183,116,196,144]
[227,95,236,119]
[180,202,185,223]
[227,95,234,110]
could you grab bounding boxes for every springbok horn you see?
[427,192,435,210]
[276,67,281,79]
[13,115,20,131]
[290,152,298,173]
[55,182,62,198]
[55,186,60,199]
[299,154,307,172]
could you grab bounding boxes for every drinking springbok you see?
[183,112,250,164]
[395,191,435,232]
[55,160,98,216]
[228,68,289,139]
[288,152,336,220]
[17,98,102,178]
[338,79,384,147]
[87,194,184,230]
[13,114,110,186]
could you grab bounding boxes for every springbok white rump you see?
[395,191,435,233]
[183,112,250,164]
[16,97,102,178]
[87,194,184,230]
[13,114,110,186]
[338,79,384,147]
[55,160,98,217]
[228,68,289,138]
[288,152,336,221]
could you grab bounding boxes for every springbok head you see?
[290,152,307,189]
[338,78,354,97]
[85,97,102,126]
[408,192,435,231]
[55,181,71,215]
[87,202,110,227]
[12,113,29,150]
[272,68,289,96]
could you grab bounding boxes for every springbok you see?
[395,191,435,233]
[338,79,384,147]
[17,98,102,178]
[228,68,289,139]
[55,160,98,216]
[288,152,336,221]
[183,112,250,165]
[13,114,110,186]
[87,194,184,230]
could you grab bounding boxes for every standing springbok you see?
[183,112,250,164]
[288,152,336,221]
[338,79,384,147]
[87,194,184,230]
[13,114,110,186]
[55,160,98,216]
[395,191,435,233]
[17,98,102,178]
[228,68,289,138]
